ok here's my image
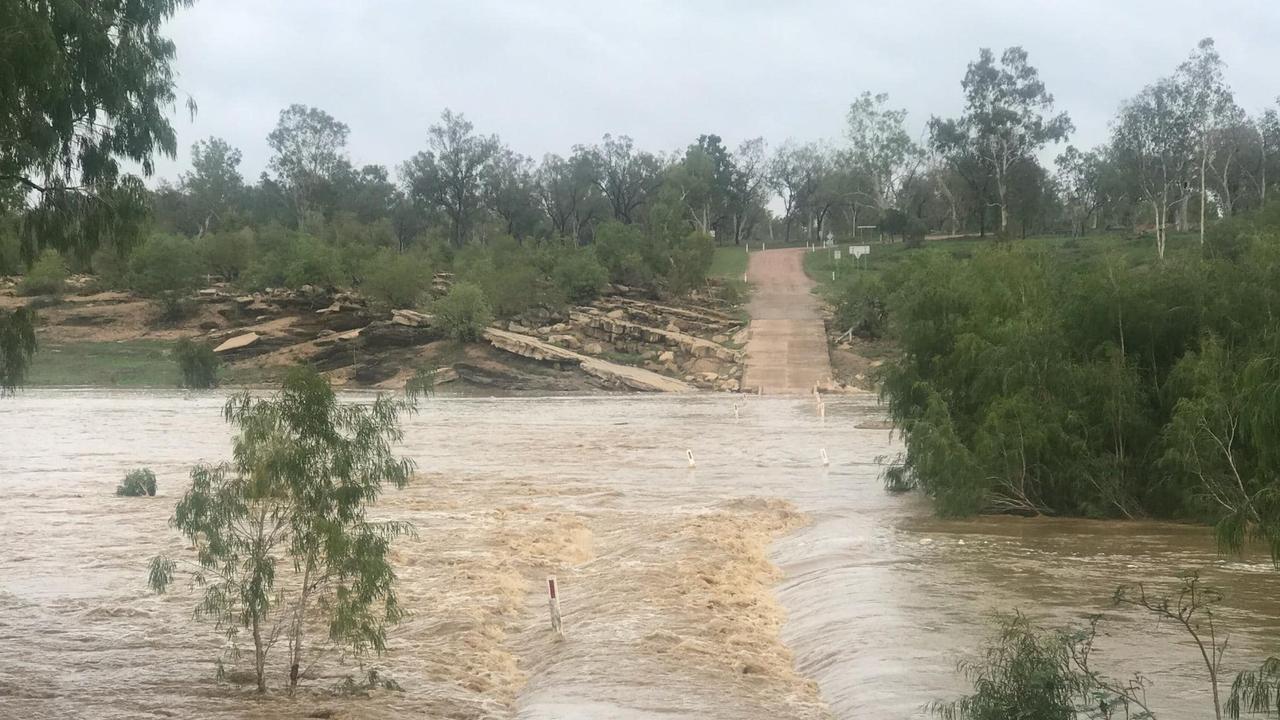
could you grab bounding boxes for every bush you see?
[241,233,342,291]
[129,235,204,320]
[360,249,430,308]
[17,249,68,296]
[175,338,220,388]
[90,244,130,289]
[434,281,493,341]
[455,240,548,317]
[116,468,157,497]
[551,249,608,303]
[202,228,256,281]
[595,221,656,287]
[830,275,888,339]
[666,230,715,295]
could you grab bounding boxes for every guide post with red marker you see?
[547,576,563,636]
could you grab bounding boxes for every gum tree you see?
[931,47,1072,236]
[150,368,416,692]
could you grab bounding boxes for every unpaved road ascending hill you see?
[741,249,833,394]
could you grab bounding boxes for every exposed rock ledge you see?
[484,328,694,393]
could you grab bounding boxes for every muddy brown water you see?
[2,390,1277,719]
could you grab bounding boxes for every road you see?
[740,248,833,394]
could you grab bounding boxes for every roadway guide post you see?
[547,576,563,636]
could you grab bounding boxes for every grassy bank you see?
[709,245,749,281]
[26,340,180,388]
[802,231,1205,291]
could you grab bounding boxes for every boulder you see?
[213,333,260,353]
[657,350,675,364]
[548,334,581,350]
[606,309,626,319]
[584,342,605,355]
[391,308,433,328]
[361,321,437,350]
[688,357,724,376]
[353,362,398,385]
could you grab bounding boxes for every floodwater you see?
[1,390,1277,719]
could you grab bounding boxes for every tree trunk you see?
[1199,146,1208,244]
[253,615,266,693]
[1177,192,1189,233]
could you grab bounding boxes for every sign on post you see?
[851,245,871,259]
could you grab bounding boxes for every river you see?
[1,390,1276,719]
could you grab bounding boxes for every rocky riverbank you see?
[1,275,761,394]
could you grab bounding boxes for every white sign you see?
[851,245,871,259]
[834,250,842,260]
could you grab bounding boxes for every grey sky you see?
[154,0,1279,184]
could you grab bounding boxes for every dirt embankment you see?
[0,275,754,394]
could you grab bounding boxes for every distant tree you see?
[845,91,923,212]
[402,109,498,247]
[267,105,351,230]
[590,134,664,224]
[1175,38,1238,241]
[0,0,193,262]
[768,142,823,243]
[931,47,1072,236]
[1112,78,1193,259]
[482,147,542,239]
[149,368,415,693]
[434,281,493,341]
[116,468,158,497]
[182,138,245,236]
[535,150,604,241]
[1055,146,1108,236]
[726,138,771,246]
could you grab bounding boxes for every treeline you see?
[878,204,1280,527]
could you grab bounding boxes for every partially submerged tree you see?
[0,308,37,395]
[149,368,416,692]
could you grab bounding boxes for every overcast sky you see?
[153,0,1280,184]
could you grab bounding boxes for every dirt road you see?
[741,248,833,394]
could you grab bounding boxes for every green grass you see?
[709,246,749,280]
[802,231,1207,294]
[26,340,181,388]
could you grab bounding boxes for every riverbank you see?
[1,274,753,394]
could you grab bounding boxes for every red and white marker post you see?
[547,576,563,636]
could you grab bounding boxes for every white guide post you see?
[547,576,563,636]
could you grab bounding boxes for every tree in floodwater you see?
[0,308,37,394]
[149,367,416,692]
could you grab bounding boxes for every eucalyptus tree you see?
[1112,78,1193,260]
[535,150,604,241]
[845,91,923,213]
[267,105,351,230]
[149,367,416,693]
[1175,38,1238,242]
[482,147,542,239]
[1,0,194,263]
[182,137,245,236]
[931,47,1072,237]
[402,110,499,247]
[767,141,823,243]
[726,138,770,245]
[590,134,664,224]
[1056,146,1108,236]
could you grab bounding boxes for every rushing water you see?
[1,390,1277,719]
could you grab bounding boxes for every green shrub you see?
[116,468,157,497]
[175,338,220,388]
[831,275,888,339]
[720,278,749,306]
[455,242,547,317]
[666,230,715,295]
[284,235,343,288]
[129,235,204,320]
[202,228,256,280]
[360,249,430,308]
[90,244,130,289]
[593,221,655,287]
[434,281,492,341]
[551,249,608,303]
[17,249,68,296]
